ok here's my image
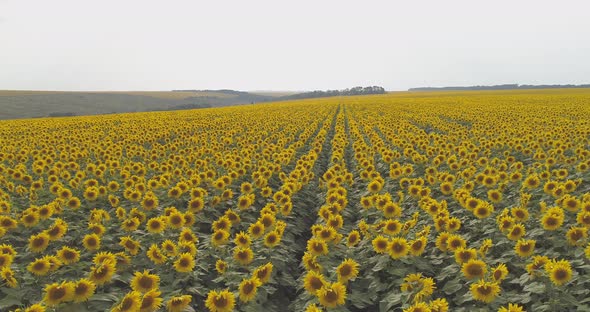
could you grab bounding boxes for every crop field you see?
[0,89,589,312]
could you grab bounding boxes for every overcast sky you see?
[1,0,589,91]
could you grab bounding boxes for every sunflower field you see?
[0,89,589,312]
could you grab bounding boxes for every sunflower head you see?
[174,253,195,273]
[470,279,500,303]
[239,277,262,302]
[461,259,487,280]
[131,270,160,293]
[43,281,75,306]
[205,290,234,312]
[317,282,347,308]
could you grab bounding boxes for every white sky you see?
[1,0,589,91]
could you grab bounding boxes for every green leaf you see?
[523,281,545,294]
[379,292,402,312]
[442,279,463,295]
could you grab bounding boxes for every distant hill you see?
[0,90,277,120]
[408,84,590,92]
[0,86,386,120]
[172,89,275,104]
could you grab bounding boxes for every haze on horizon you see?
[1,0,589,92]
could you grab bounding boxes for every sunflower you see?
[146,217,166,234]
[447,217,461,232]
[264,231,281,248]
[28,258,51,276]
[433,231,451,251]
[205,289,234,312]
[317,282,347,308]
[45,255,62,272]
[511,207,529,222]
[259,213,276,229]
[179,228,198,244]
[141,195,158,211]
[473,202,494,219]
[491,263,509,282]
[167,211,185,229]
[167,186,183,199]
[1,267,17,288]
[212,230,230,247]
[29,232,50,253]
[234,232,251,248]
[212,216,231,232]
[316,226,335,241]
[178,241,197,256]
[523,174,540,189]
[87,223,106,237]
[461,259,487,279]
[305,304,322,312]
[113,291,141,312]
[388,237,409,259]
[66,197,81,210]
[507,223,526,241]
[403,302,431,312]
[121,217,141,232]
[187,198,205,213]
[253,262,273,284]
[454,247,477,264]
[174,253,195,273]
[131,270,160,293]
[146,244,167,265]
[303,270,326,295]
[498,303,526,312]
[514,239,535,258]
[88,259,116,285]
[382,219,402,236]
[346,230,361,247]
[84,187,99,201]
[137,289,163,312]
[586,243,590,260]
[577,211,590,227]
[545,259,573,286]
[562,196,580,212]
[224,209,241,225]
[470,279,500,303]
[0,252,13,268]
[38,205,53,219]
[21,211,40,227]
[120,236,141,256]
[409,237,427,256]
[526,255,550,276]
[238,277,261,302]
[233,247,254,266]
[83,233,101,251]
[327,214,343,229]
[307,238,329,256]
[160,240,177,257]
[43,281,75,306]
[336,258,359,283]
[541,210,564,230]
[0,244,16,256]
[429,298,449,312]
[91,252,116,267]
[72,278,96,302]
[566,226,587,246]
[24,303,46,312]
[215,259,228,274]
[237,194,253,210]
[446,234,466,251]
[487,189,503,203]
[372,235,389,254]
[400,273,435,302]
